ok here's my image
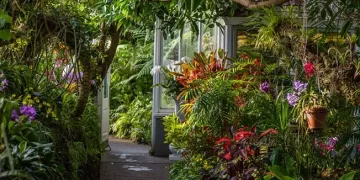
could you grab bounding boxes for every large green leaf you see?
[184,0,191,10]
[340,21,352,37]
[263,174,273,180]
[191,0,204,12]
[285,155,295,177]
[339,171,358,180]
[269,165,295,180]
[0,10,11,40]
[269,148,280,165]
[218,48,224,59]
[19,141,28,154]
[0,170,34,180]
[0,10,11,25]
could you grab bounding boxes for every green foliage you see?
[0,98,61,180]
[268,165,296,180]
[339,171,359,180]
[110,43,153,114]
[155,67,184,98]
[67,142,87,179]
[0,62,31,95]
[248,6,301,57]
[168,44,360,179]
[163,114,186,148]
[0,63,65,179]
[47,93,102,180]
[161,0,236,37]
[308,0,360,39]
[0,10,11,40]
[109,42,153,144]
[169,159,202,180]
[188,78,237,136]
[111,95,152,144]
[96,0,236,38]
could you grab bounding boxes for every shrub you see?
[169,159,202,180]
[111,95,152,144]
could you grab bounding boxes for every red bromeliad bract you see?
[304,61,315,79]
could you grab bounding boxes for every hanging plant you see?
[305,106,327,130]
[287,79,330,131]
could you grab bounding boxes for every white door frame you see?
[98,68,111,144]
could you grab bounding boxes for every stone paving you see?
[100,137,171,180]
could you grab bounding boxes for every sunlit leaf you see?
[339,171,358,180]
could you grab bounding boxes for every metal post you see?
[151,19,171,157]
[198,23,202,52]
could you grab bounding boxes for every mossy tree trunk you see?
[72,23,120,118]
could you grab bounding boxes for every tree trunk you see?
[72,56,93,118]
[99,23,120,80]
[72,23,120,118]
[232,0,290,8]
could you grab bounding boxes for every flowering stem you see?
[2,125,14,170]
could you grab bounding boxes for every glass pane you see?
[160,87,175,109]
[181,24,198,59]
[202,26,217,55]
[163,34,179,64]
[161,32,180,109]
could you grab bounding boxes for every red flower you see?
[216,138,232,150]
[223,152,231,161]
[304,61,315,79]
[235,131,254,141]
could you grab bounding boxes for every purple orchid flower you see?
[20,105,37,121]
[0,79,8,91]
[293,80,308,95]
[287,93,299,107]
[11,110,19,120]
[259,81,270,93]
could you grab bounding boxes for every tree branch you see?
[232,0,290,8]
[98,22,107,52]
[100,23,120,79]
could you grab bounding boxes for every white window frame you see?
[153,19,228,116]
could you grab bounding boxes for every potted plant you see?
[301,90,329,130]
[287,80,330,131]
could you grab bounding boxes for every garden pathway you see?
[100,136,171,180]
